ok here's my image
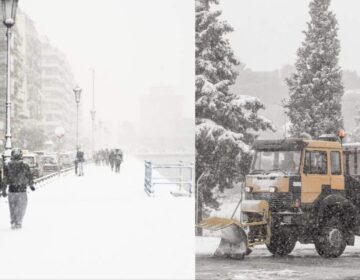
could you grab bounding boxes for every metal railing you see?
[0,163,92,199]
[31,165,75,191]
[144,161,194,197]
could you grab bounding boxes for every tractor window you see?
[347,150,359,175]
[304,151,327,175]
[251,151,301,174]
[331,151,341,175]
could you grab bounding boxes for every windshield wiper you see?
[250,169,265,174]
[268,168,288,175]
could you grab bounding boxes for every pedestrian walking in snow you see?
[94,152,100,166]
[100,149,105,165]
[74,158,78,174]
[76,148,85,176]
[114,149,123,173]
[1,148,35,230]
[105,149,110,166]
[109,149,115,171]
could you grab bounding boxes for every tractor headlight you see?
[245,186,253,193]
[269,186,277,193]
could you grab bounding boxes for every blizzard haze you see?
[20,0,194,151]
[219,0,360,72]
[217,0,360,139]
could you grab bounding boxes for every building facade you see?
[0,7,78,151]
[40,37,77,149]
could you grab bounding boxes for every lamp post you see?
[90,69,96,156]
[73,85,82,150]
[1,0,18,161]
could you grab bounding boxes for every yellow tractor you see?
[199,135,360,259]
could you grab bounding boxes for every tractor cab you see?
[245,138,344,211]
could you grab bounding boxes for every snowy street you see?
[196,236,360,280]
[0,157,194,279]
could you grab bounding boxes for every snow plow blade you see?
[198,200,270,259]
[199,217,249,259]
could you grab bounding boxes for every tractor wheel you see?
[314,217,346,258]
[266,226,297,256]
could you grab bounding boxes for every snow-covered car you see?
[59,152,74,168]
[41,154,60,174]
[22,152,44,179]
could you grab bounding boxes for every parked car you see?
[41,154,60,174]
[59,152,75,168]
[22,151,44,178]
[34,150,46,157]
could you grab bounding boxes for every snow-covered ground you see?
[196,236,360,280]
[0,157,194,279]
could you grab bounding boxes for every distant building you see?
[0,8,79,150]
[140,86,184,139]
[343,90,360,133]
[231,68,288,138]
[138,86,194,153]
[22,11,43,125]
[0,8,30,147]
[232,67,360,139]
[40,37,78,148]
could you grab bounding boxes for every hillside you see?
[231,67,360,138]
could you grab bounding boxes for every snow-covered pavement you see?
[196,236,360,280]
[0,157,194,279]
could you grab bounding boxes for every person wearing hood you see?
[1,148,35,229]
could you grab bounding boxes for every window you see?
[304,151,327,175]
[251,151,301,174]
[348,152,356,175]
[331,151,342,175]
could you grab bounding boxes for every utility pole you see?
[90,69,96,156]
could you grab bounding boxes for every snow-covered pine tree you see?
[195,0,273,218]
[284,0,344,138]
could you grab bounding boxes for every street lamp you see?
[90,68,96,156]
[73,85,82,150]
[1,0,19,161]
[90,109,96,150]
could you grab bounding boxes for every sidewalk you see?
[0,157,194,279]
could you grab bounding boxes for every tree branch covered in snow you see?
[195,0,274,210]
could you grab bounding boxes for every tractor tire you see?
[266,226,297,256]
[314,217,346,258]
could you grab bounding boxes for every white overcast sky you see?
[219,0,360,72]
[18,0,360,131]
[20,0,194,130]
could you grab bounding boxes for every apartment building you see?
[41,37,77,149]
[0,7,79,150]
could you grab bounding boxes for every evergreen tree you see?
[284,0,344,138]
[195,0,273,220]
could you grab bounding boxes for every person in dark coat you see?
[105,149,110,166]
[109,149,115,171]
[114,149,123,173]
[76,148,85,176]
[1,148,35,229]
[74,158,78,174]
